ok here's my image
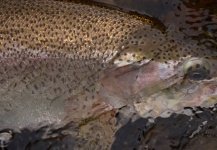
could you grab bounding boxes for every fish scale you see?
[0,0,217,140]
[0,0,158,129]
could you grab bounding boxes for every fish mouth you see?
[101,57,217,118]
[134,78,217,118]
[181,81,217,107]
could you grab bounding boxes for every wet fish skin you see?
[0,0,159,129]
[1,0,217,131]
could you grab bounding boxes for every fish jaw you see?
[134,79,217,118]
[99,59,182,107]
[99,53,217,118]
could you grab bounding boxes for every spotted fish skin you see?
[1,0,217,131]
[0,0,160,129]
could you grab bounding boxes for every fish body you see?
[0,0,217,131]
[0,0,156,129]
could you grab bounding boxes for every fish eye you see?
[183,57,211,80]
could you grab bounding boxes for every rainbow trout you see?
[0,0,217,131]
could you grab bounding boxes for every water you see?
[1,0,217,149]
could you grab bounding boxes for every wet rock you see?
[113,107,217,150]
[0,130,13,149]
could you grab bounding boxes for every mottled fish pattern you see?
[0,1,217,145]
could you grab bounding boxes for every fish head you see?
[101,26,217,118]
